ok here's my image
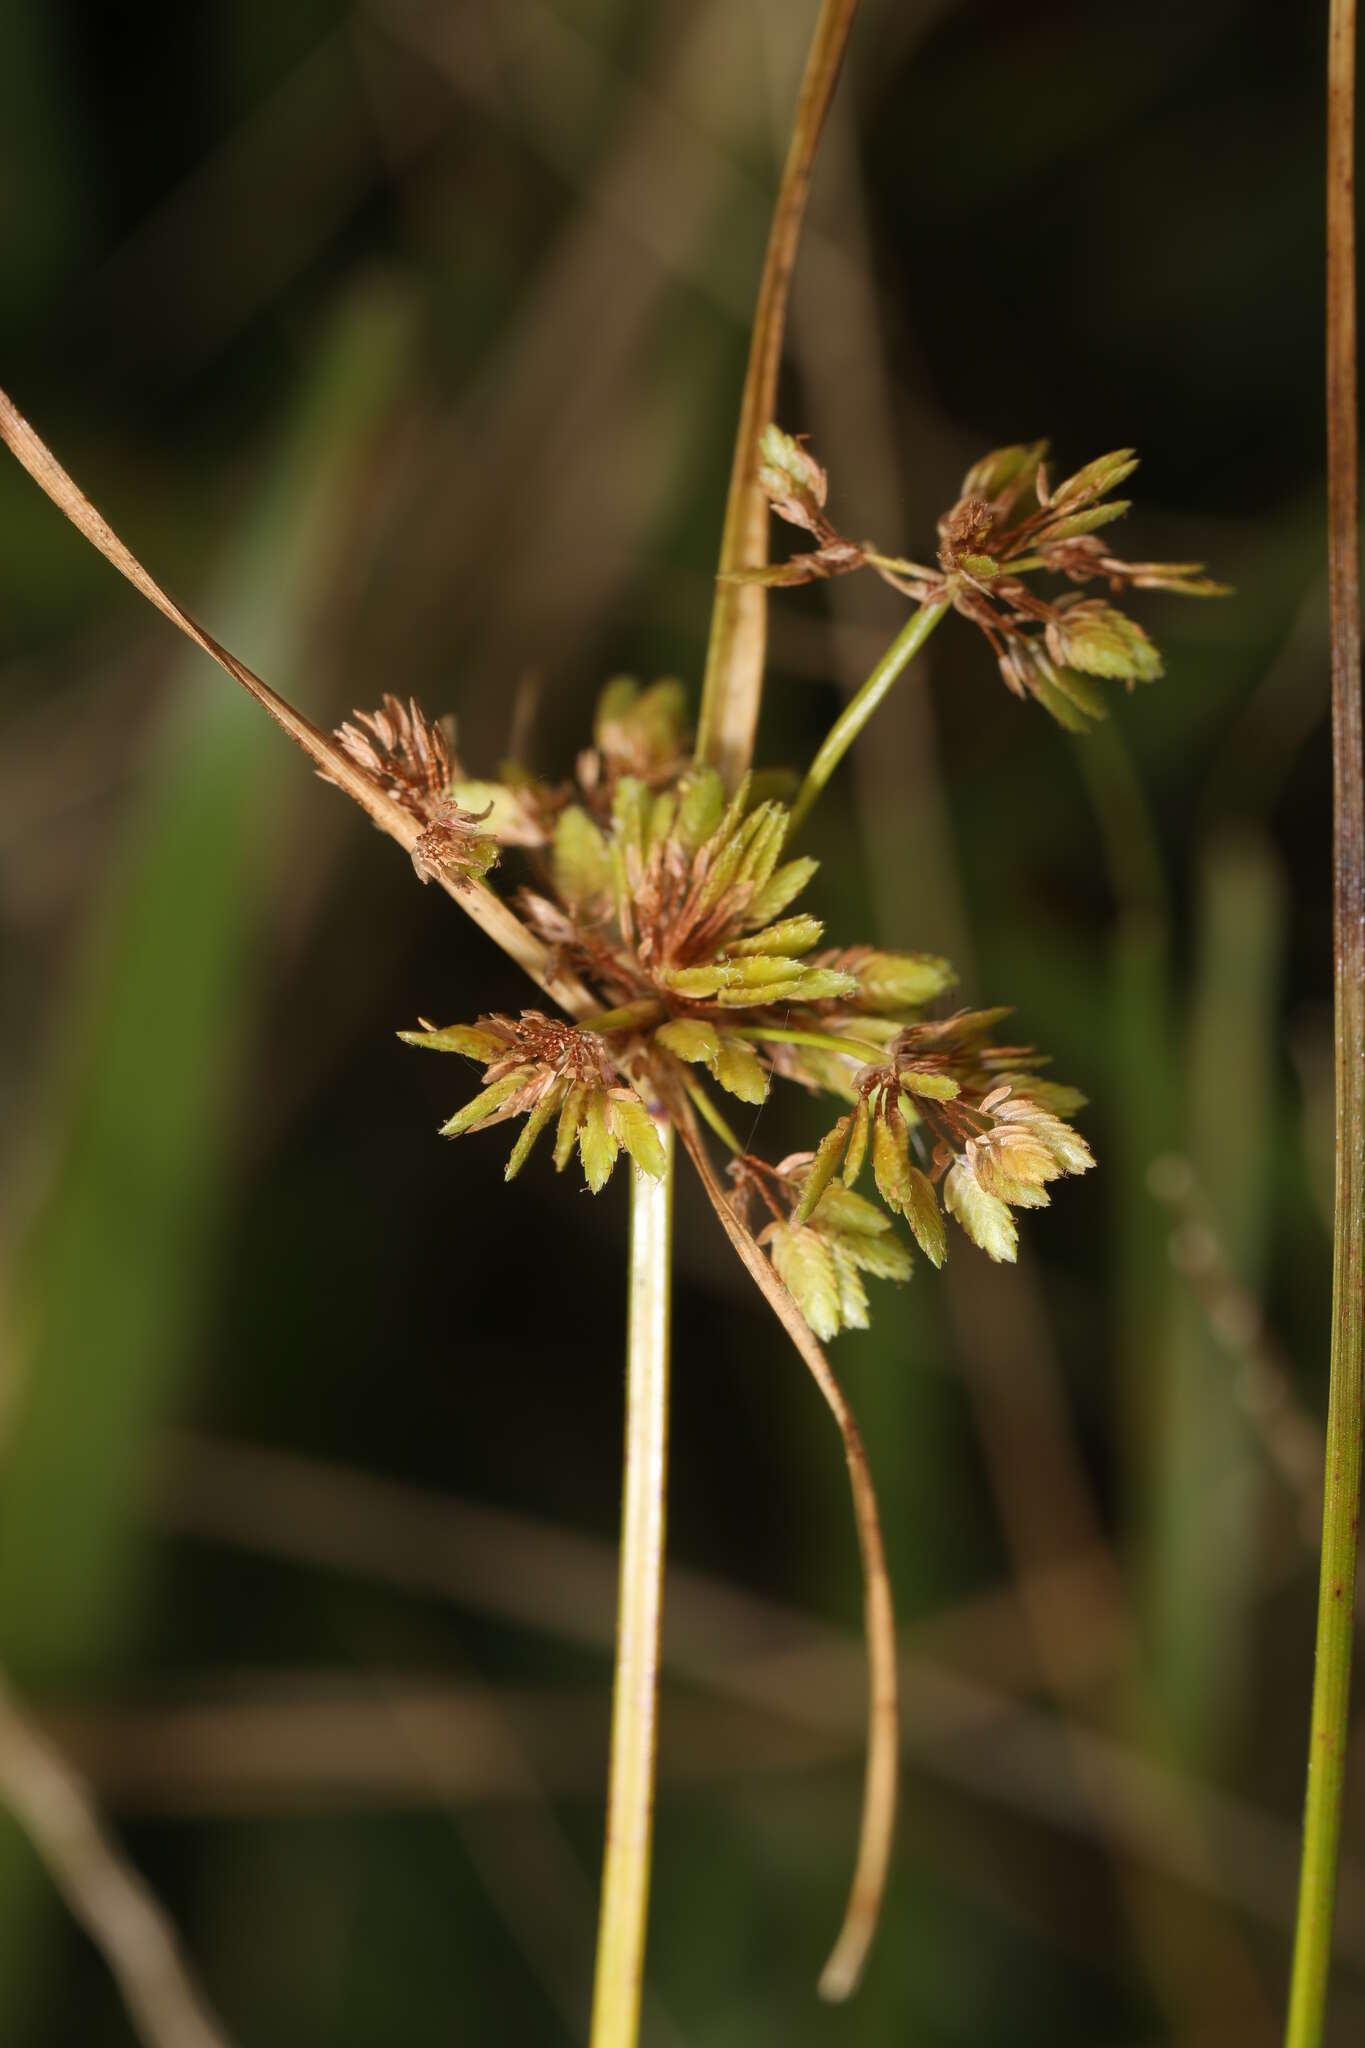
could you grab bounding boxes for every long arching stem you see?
[1285,3,1365,2041]
[589,1125,675,2048]
[674,1103,897,2000]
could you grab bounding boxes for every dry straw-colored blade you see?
[0,386,593,1018]
[675,1102,896,2001]
[694,0,861,789]
[0,1676,229,2048]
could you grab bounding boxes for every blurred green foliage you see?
[0,1,1355,2043]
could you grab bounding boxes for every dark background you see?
[0,1,1355,2042]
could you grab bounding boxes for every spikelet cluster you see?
[397,668,1094,1328]
[381,428,1221,1337]
[747,426,1225,731]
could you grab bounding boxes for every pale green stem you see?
[785,601,950,842]
[682,1076,744,1155]
[1285,3,1365,2043]
[738,1024,888,1065]
[595,6,865,2030]
[589,1123,674,2048]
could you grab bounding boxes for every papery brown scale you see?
[997,646,1030,699]
[333,692,454,818]
[506,1011,615,1085]
[410,800,495,885]
[1039,535,1110,582]
[937,495,996,568]
[516,892,579,946]
[654,861,755,971]
[482,1074,560,1128]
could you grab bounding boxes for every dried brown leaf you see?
[0,386,593,1017]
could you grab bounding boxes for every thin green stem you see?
[589,1124,674,2048]
[1285,4,1365,2043]
[785,601,950,842]
[681,1077,744,1155]
[738,1024,888,1065]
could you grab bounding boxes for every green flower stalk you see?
[747,423,1226,841]
[590,1125,673,2048]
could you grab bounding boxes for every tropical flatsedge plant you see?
[0,4,1229,2044]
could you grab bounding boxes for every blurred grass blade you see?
[0,1676,230,2048]
[1151,835,1285,1761]
[0,286,413,2029]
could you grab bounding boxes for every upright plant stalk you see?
[590,1123,674,2048]
[686,0,899,2001]
[1286,4,1365,2042]
[694,0,860,787]
[591,3,878,2028]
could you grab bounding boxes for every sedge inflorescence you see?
[383,431,1217,1345]
[0,136,1233,2015]
[383,415,1203,1343]
[746,426,1225,731]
